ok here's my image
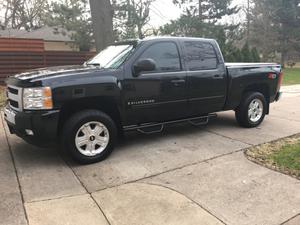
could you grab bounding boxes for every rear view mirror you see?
[133,58,156,76]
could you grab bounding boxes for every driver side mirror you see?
[133,58,156,76]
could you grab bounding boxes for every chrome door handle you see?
[213,75,223,79]
[171,79,186,87]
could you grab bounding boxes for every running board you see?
[123,114,217,134]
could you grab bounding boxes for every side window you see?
[184,41,218,71]
[139,42,181,72]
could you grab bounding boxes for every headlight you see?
[23,87,53,110]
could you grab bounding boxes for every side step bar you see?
[123,113,217,134]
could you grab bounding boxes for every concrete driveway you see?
[1,85,300,225]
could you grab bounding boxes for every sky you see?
[149,0,248,28]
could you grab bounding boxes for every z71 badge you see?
[128,99,155,106]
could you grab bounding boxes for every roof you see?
[142,36,215,42]
[0,29,27,38]
[0,26,73,42]
[114,36,216,46]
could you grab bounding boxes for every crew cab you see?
[4,37,283,164]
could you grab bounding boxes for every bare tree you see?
[114,0,154,39]
[134,0,153,39]
[0,0,21,29]
[89,0,114,52]
[0,0,48,30]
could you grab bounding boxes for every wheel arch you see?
[57,96,123,137]
[242,83,270,114]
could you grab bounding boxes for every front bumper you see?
[4,105,60,146]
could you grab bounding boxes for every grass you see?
[0,86,6,108]
[282,68,300,86]
[270,141,300,171]
[246,135,300,179]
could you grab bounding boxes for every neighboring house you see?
[0,26,94,52]
[0,27,96,83]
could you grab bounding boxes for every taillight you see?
[268,73,276,79]
[277,72,283,92]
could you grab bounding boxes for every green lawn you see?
[283,68,300,86]
[270,140,300,171]
[0,86,6,107]
[246,135,300,179]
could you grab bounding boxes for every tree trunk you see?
[89,0,114,52]
[137,24,143,39]
[281,51,286,68]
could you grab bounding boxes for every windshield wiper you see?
[86,63,101,67]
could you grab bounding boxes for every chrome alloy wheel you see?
[248,99,264,123]
[75,121,110,157]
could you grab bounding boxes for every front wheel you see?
[235,92,267,128]
[62,110,117,164]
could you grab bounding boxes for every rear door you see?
[183,40,227,116]
[123,41,188,125]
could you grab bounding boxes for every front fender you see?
[49,75,122,110]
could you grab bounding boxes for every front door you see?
[123,41,187,125]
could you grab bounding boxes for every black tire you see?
[61,110,117,164]
[235,92,267,128]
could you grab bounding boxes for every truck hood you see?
[13,65,104,81]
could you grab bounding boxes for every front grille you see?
[8,87,18,95]
[9,99,19,108]
[7,85,22,111]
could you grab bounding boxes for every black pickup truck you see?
[4,37,283,164]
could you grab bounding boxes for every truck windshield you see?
[86,44,135,69]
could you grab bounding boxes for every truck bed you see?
[225,63,281,72]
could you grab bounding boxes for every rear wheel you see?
[62,110,117,164]
[235,92,267,128]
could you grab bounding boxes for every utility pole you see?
[246,0,250,43]
[199,0,203,21]
[127,0,131,20]
[125,0,136,38]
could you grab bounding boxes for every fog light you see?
[25,129,34,136]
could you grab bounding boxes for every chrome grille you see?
[7,85,23,111]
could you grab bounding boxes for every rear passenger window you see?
[184,41,218,71]
[139,42,181,72]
